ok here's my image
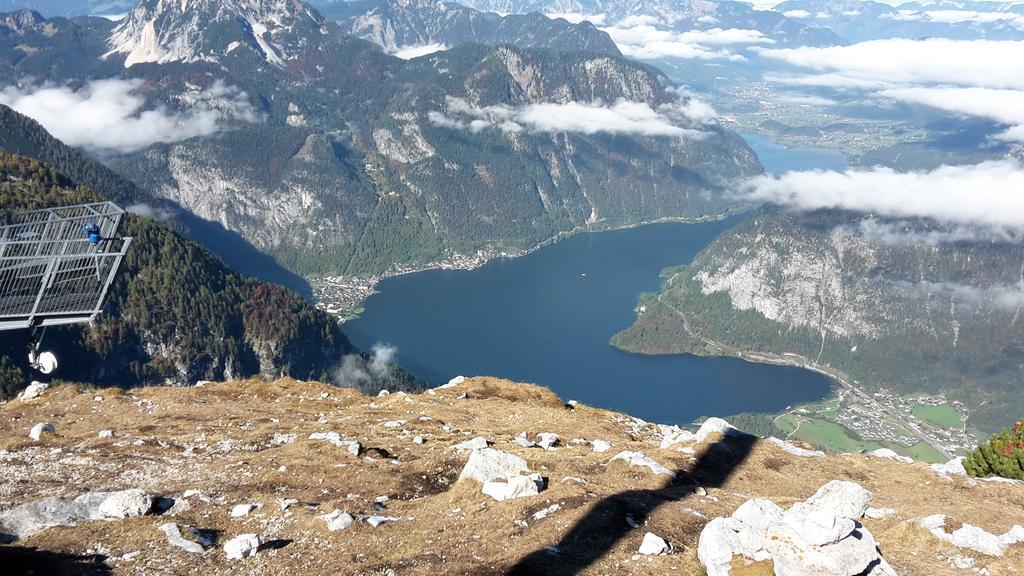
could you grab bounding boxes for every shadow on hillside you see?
[171,202,314,300]
[506,433,757,576]
[0,545,111,575]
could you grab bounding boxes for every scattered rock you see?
[928,457,967,478]
[536,433,559,450]
[378,389,390,397]
[482,474,545,501]
[309,431,361,455]
[532,504,561,520]
[413,436,425,445]
[28,422,54,441]
[230,504,256,518]
[865,448,914,464]
[452,437,489,452]
[276,498,299,511]
[865,507,896,519]
[609,451,675,477]
[224,534,259,560]
[323,510,354,531]
[98,429,115,439]
[916,515,1024,556]
[638,532,670,555]
[513,432,536,448]
[591,440,611,453]
[19,381,48,401]
[383,420,407,428]
[0,490,154,540]
[698,481,891,576]
[767,437,824,458]
[159,523,208,554]
[270,433,296,445]
[459,448,530,484]
[367,515,399,527]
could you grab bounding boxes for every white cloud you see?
[879,87,1024,142]
[126,203,173,222]
[392,43,448,60]
[898,281,1024,311]
[738,160,1024,232]
[782,9,812,18]
[756,39,1024,91]
[0,78,257,154]
[544,12,607,26]
[602,19,772,61]
[429,96,710,138]
[888,9,1024,29]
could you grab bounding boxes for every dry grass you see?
[0,377,1022,575]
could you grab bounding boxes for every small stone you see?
[439,375,465,389]
[639,532,670,555]
[513,432,536,448]
[230,504,256,518]
[159,523,207,554]
[383,420,406,428]
[367,515,399,527]
[276,498,299,510]
[452,437,489,452]
[378,389,390,397]
[694,486,708,496]
[481,474,544,501]
[98,429,115,439]
[323,509,354,531]
[413,436,425,445]
[29,423,54,441]
[591,440,612,453]
[609,451,675,477]
[865,507,896,519]
[537,433,559,450]
[224,534,260,560]
[347,441,362,457]
[865,448,914,464]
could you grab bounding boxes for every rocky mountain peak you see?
[105,0,325,68]
[3,9,47,34]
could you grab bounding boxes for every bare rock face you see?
[697,481,892,576]
[0,490,154,541]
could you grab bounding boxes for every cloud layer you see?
[0,78,257,153]
[429,96,711,138]
[392,43,448,60]
[601,17,772,61]
[739,160,1024,232]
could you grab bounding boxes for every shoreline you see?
[312,209,748,321]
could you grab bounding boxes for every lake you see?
[743,133,848,173]
[343,135,844,425]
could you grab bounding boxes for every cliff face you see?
[2,377,1022,575]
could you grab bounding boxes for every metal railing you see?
[0,202,132,331]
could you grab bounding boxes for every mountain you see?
[0,104,419,398]
[0,0,135,16]
[324,0,621,55]
[775,0,1024,41]
[424,0,844,45]
[614,206,1024,435]
[3,376,1023,574]
[0,1,760,282]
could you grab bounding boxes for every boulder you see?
[698,517,746,576]
[224,533,260,560]
[158,523,210,554]
[865,448,913,464]
[928,457,966,478]
[458,448,529,484]
[951,524,1005,557]
[695,418,744,442]
[659,425,696,449]
[481,474,544,501]
[537,433,559,450]
[28,422,54,441]
[513,432,536,448]
[776,506,856,547]
[638,532,670,555]
[591,440,612,453]
[767,437,824,457]
[323,510,353,531]
[609,451,675,477]
[452,437,489,452]
[438,375,465,389]
[19,381,48,401]
[97,490,152,519]
[98,429,115,439]
[230,504,256,518]
[802,480,872,519]
[730,498,783,558]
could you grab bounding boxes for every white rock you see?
[767,437,824,457]
[730,499,783,557]
[97,490,152,519]
[377,389,390,397]
[766,514,878,576]
[481,474,544,501]
[276,498,298,510]
[383,420,407,428]
[537,433,559,450]
[865,448,914,464]
[591,440,612,453]
[532,503,561,520]
[412,436,425,445]
[223,534,259,560]
[270,433,296,445]
[367,515,399,527]
[638,532,670,555]
[609,451,675,477]
[928,457,967,478]
[951,524,1006,557]
[20,381,48,401]
[230,504,256,518]
[322,510,354,531]
[865,507,896,519]
[347,441,361,457]
[695,418,742,442]
[451,437,490,453]
[159,523,207,554]
[513,431,536,448]
[438,375,465,389]
[802,480,873,519]
[778,506,856,547]
[659,425,696,448]
[1000,525,1024,546]
[459,448,529,484]
[698,517,746,576]
[28,422,54,441]
[98,429,115,439]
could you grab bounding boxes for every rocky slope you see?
[0,1,760,280]
[615,207,1024,434]
[327,0,622,55]
[1,377,1022,575]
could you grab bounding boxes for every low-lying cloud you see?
[333,343,398,392]
[0,78,258,153]
[739,160,1024,232]
[544,12,607,26]
[897,281,1024,311]
[888,9,1024,30]
[429,96,710,138]
[602,17,772,61]
[847,218,1024,246]
[392,43,448,60]
[879,87,1024,142]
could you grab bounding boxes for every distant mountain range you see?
[0,0,760,280]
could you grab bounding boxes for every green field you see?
[775,415,945,463]
[911,404,964,429]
